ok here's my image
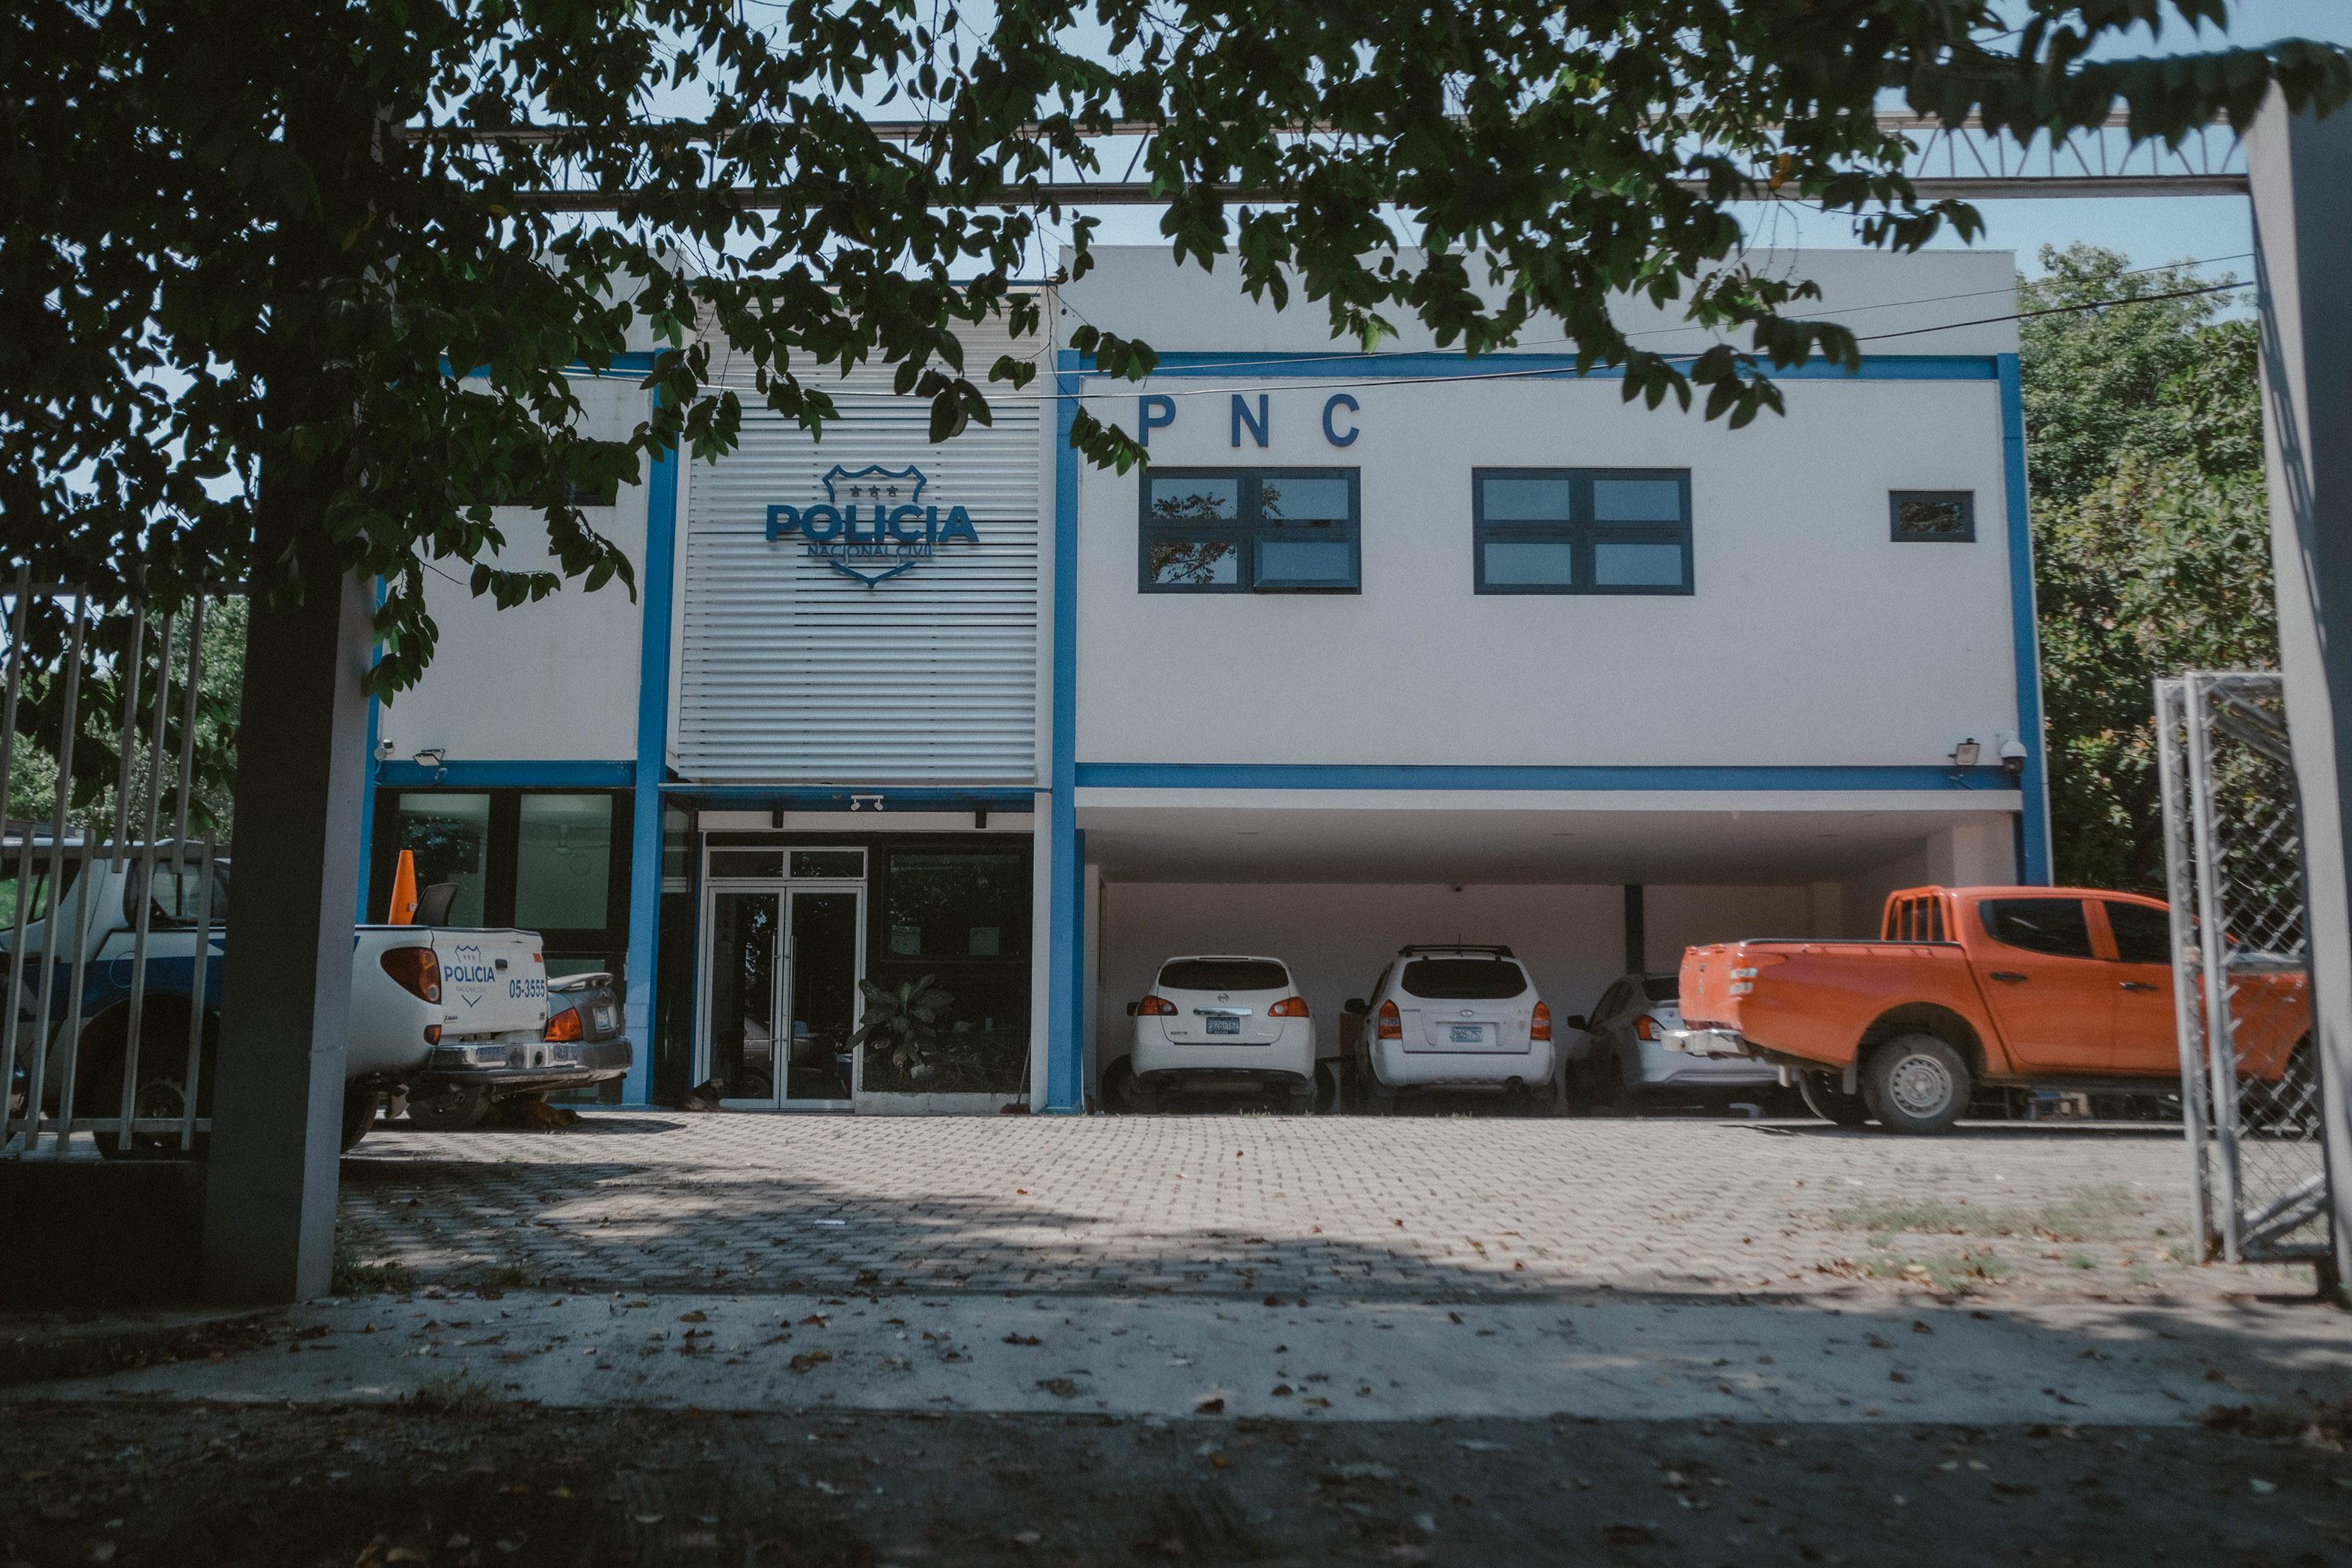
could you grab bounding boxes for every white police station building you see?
[372,246,2049,1112]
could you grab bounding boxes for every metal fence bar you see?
[114,605,176,1142]
[45,836,100,1157]
[109,600,146,872]
[20,599,89,1159]
[169,597,210,1152]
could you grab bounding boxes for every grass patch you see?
[1863,1248,2014,1295]
[330,1232,416,1297]
[2028,1186,2140,1243]
[405,1370,501,1417]
[1829,1185,2146,1245]
[479,1261,534,1290]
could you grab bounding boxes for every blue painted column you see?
[1043,354,1085,1112]
[1997,352,2053,884]
[621,436,681,1105]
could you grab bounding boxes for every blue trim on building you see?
[1044,357,1085,1112]
[372,759,638,789]
[1074,763,2020,793]
[1088,351,1998,383]
[656,785,1035,812]
[1069,826,1087,1109]
[1996,354,2054,885]
[622,434,682,1104]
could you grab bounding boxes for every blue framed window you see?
[1139,468,1360,593]
[1472,468,1693,595]
[1889,490,1976,543]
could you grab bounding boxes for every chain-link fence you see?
[1,571,227,1160]
[2156,671,2328,1266]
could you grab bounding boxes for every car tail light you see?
[1634,1014,1659,1041]
[1531,1002,1552,1041]
[1136,995,1177,1016]
[423,1024,441,1045]
[1376,1000,1402,1040]
[381,946,441,1005]
[1268,996,1309,1018]
[545,1006,583,1043]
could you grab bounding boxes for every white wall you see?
[388,377,650,762]
[1073,370,2020,771]
[1092,879,1832,1067]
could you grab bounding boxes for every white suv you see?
[1122,954,1317,1112]
[1343,946,1556,1112]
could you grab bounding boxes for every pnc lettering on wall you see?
[1135,392,1362,449]
[764,464,981,587]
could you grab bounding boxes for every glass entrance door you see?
[700,877,863,1108]
[708,890,781,1103]
[782,889,861,1102]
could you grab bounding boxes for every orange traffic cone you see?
[387,848,419,925]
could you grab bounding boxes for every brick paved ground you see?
[337,1112,2310,1304]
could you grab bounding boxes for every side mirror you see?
[1343,997,1369,1015]
[1565,1014,1588,1033]
[1124,1001,1138,1018]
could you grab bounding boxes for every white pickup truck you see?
[0,842,626,1157]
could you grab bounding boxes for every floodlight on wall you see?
[1948,739,1981,769]
[412,747,445,768]
[1999,737,2029,780]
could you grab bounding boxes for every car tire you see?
[1860,1033,1970,1135]
[1125,1071,1162,1116]
[1099,1055,1136,1113]
[1595,1053,1639,1118]
[340,1087,380,1153]
[1798,1071,1871,1127]
[1287,1078,1317,1116]
[405,1083,490,1131]
[1313,1061,1344,1115]
[1363,1074,1398,1116]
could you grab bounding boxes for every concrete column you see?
[2249,90,2352,1294]
[200,564,372,1302]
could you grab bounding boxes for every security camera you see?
[1999,736,2029,780]
[374,738,396,762]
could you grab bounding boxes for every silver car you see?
[1574,971,1778,1110]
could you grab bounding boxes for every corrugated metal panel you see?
[676,322,1045,784]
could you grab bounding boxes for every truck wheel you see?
[1798,1071,1871,1127]
[1862,1034,1970,1135]
[340,1088,380,1153]
[405,1083,489,1131]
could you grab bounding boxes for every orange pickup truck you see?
[1679,885,2310,1134]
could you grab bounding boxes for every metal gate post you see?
[2155,679,2212,1255]
[2249,91,2352,1295]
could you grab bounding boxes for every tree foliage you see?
[2021,242,2277,894]
[3,0,2343,752]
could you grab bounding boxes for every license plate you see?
[593,1004,616,1033]
[1449,1024,1483,1044]
[1205,1015,1240,1036]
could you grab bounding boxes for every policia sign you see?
[766,464,980,587]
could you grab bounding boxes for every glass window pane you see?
[1256,537,1354,586]
[1592,477,1684,522]
[1481,477,1573,522]
[1258,476,1352,524]
[1483,540,1577,586]
[709,848,783,878]
[1982,898,2094,959]
[884,850,1027,960]
[789,849,865,879]
[1145,476,1238,524]
[1893,492,1974,540]
[394,793,489,927]
[514,794,613,931]
[1593,542,1686,586]
[2105,901,2175,965]
[1146,536,1240,587]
